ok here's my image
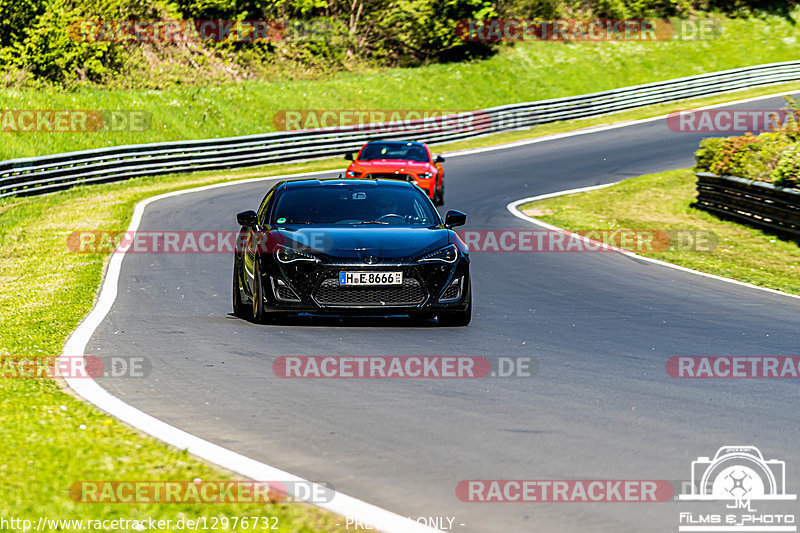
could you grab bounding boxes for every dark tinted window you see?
[272,184,439,226]
[358,142,429,163]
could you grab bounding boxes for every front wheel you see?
[434,179,444,206]
[232,258,250,319]
[251,262,268,324]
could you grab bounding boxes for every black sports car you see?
[232,177,471,326]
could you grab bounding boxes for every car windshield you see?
[358,142,429,163]
[272,184,440,226]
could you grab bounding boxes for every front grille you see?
[314,277,425,307]
[364,173,414,181]
[277,286,299,301]
[272,279,300,302]
[441,283,460,301]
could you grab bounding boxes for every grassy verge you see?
[0,159,349,532]
[3,13,800,159]
[518,168,800,295]
[4,81,800,531]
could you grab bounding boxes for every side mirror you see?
[237,210,258,228]
[435,155,445,163]
[444,210,466,228]
[344,152,354,161]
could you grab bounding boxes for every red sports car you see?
[345,141,446,205]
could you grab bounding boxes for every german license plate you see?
[339,271,403,286]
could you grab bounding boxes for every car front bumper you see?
[256,258,470,315]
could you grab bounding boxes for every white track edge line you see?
[58,86,800,533]
[506,185,800,301]
[60,168,440,533]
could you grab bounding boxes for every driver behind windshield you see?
[359,142,428,163]
[273,185,434,225]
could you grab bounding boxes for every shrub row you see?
[694,98,800,189]
[0,0,794,88]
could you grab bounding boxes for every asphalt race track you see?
[87,94,800,533]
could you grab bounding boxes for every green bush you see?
[694,130,798,188]
[771,144,800,188]
[706,133,763,178]
[0,0,163,87]
[0,0,44,47]
[695,136,727,172]
[1,0,798,88]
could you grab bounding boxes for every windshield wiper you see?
[350,220,389,225]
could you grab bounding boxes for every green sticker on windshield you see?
[277,218,286,223]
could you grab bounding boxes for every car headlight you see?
[418,172,433,180]
[346,170,362,177]
[276,245,319,264]
[417,244,458,263]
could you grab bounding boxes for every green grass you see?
[3,13,800,160]
[0,159,351,532]
[519,168,800,295]
[5,42,800,530]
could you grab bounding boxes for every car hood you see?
[274,226,450,262]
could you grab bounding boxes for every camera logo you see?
[677,446,796,533]
[680,446,795,501]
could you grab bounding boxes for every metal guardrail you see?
[695,172,800,240]
[4,61,800,199]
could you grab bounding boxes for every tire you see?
[251,262,268,324]
[232,258,251,319]
[435,175,445,206]
[437,283,471,327]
